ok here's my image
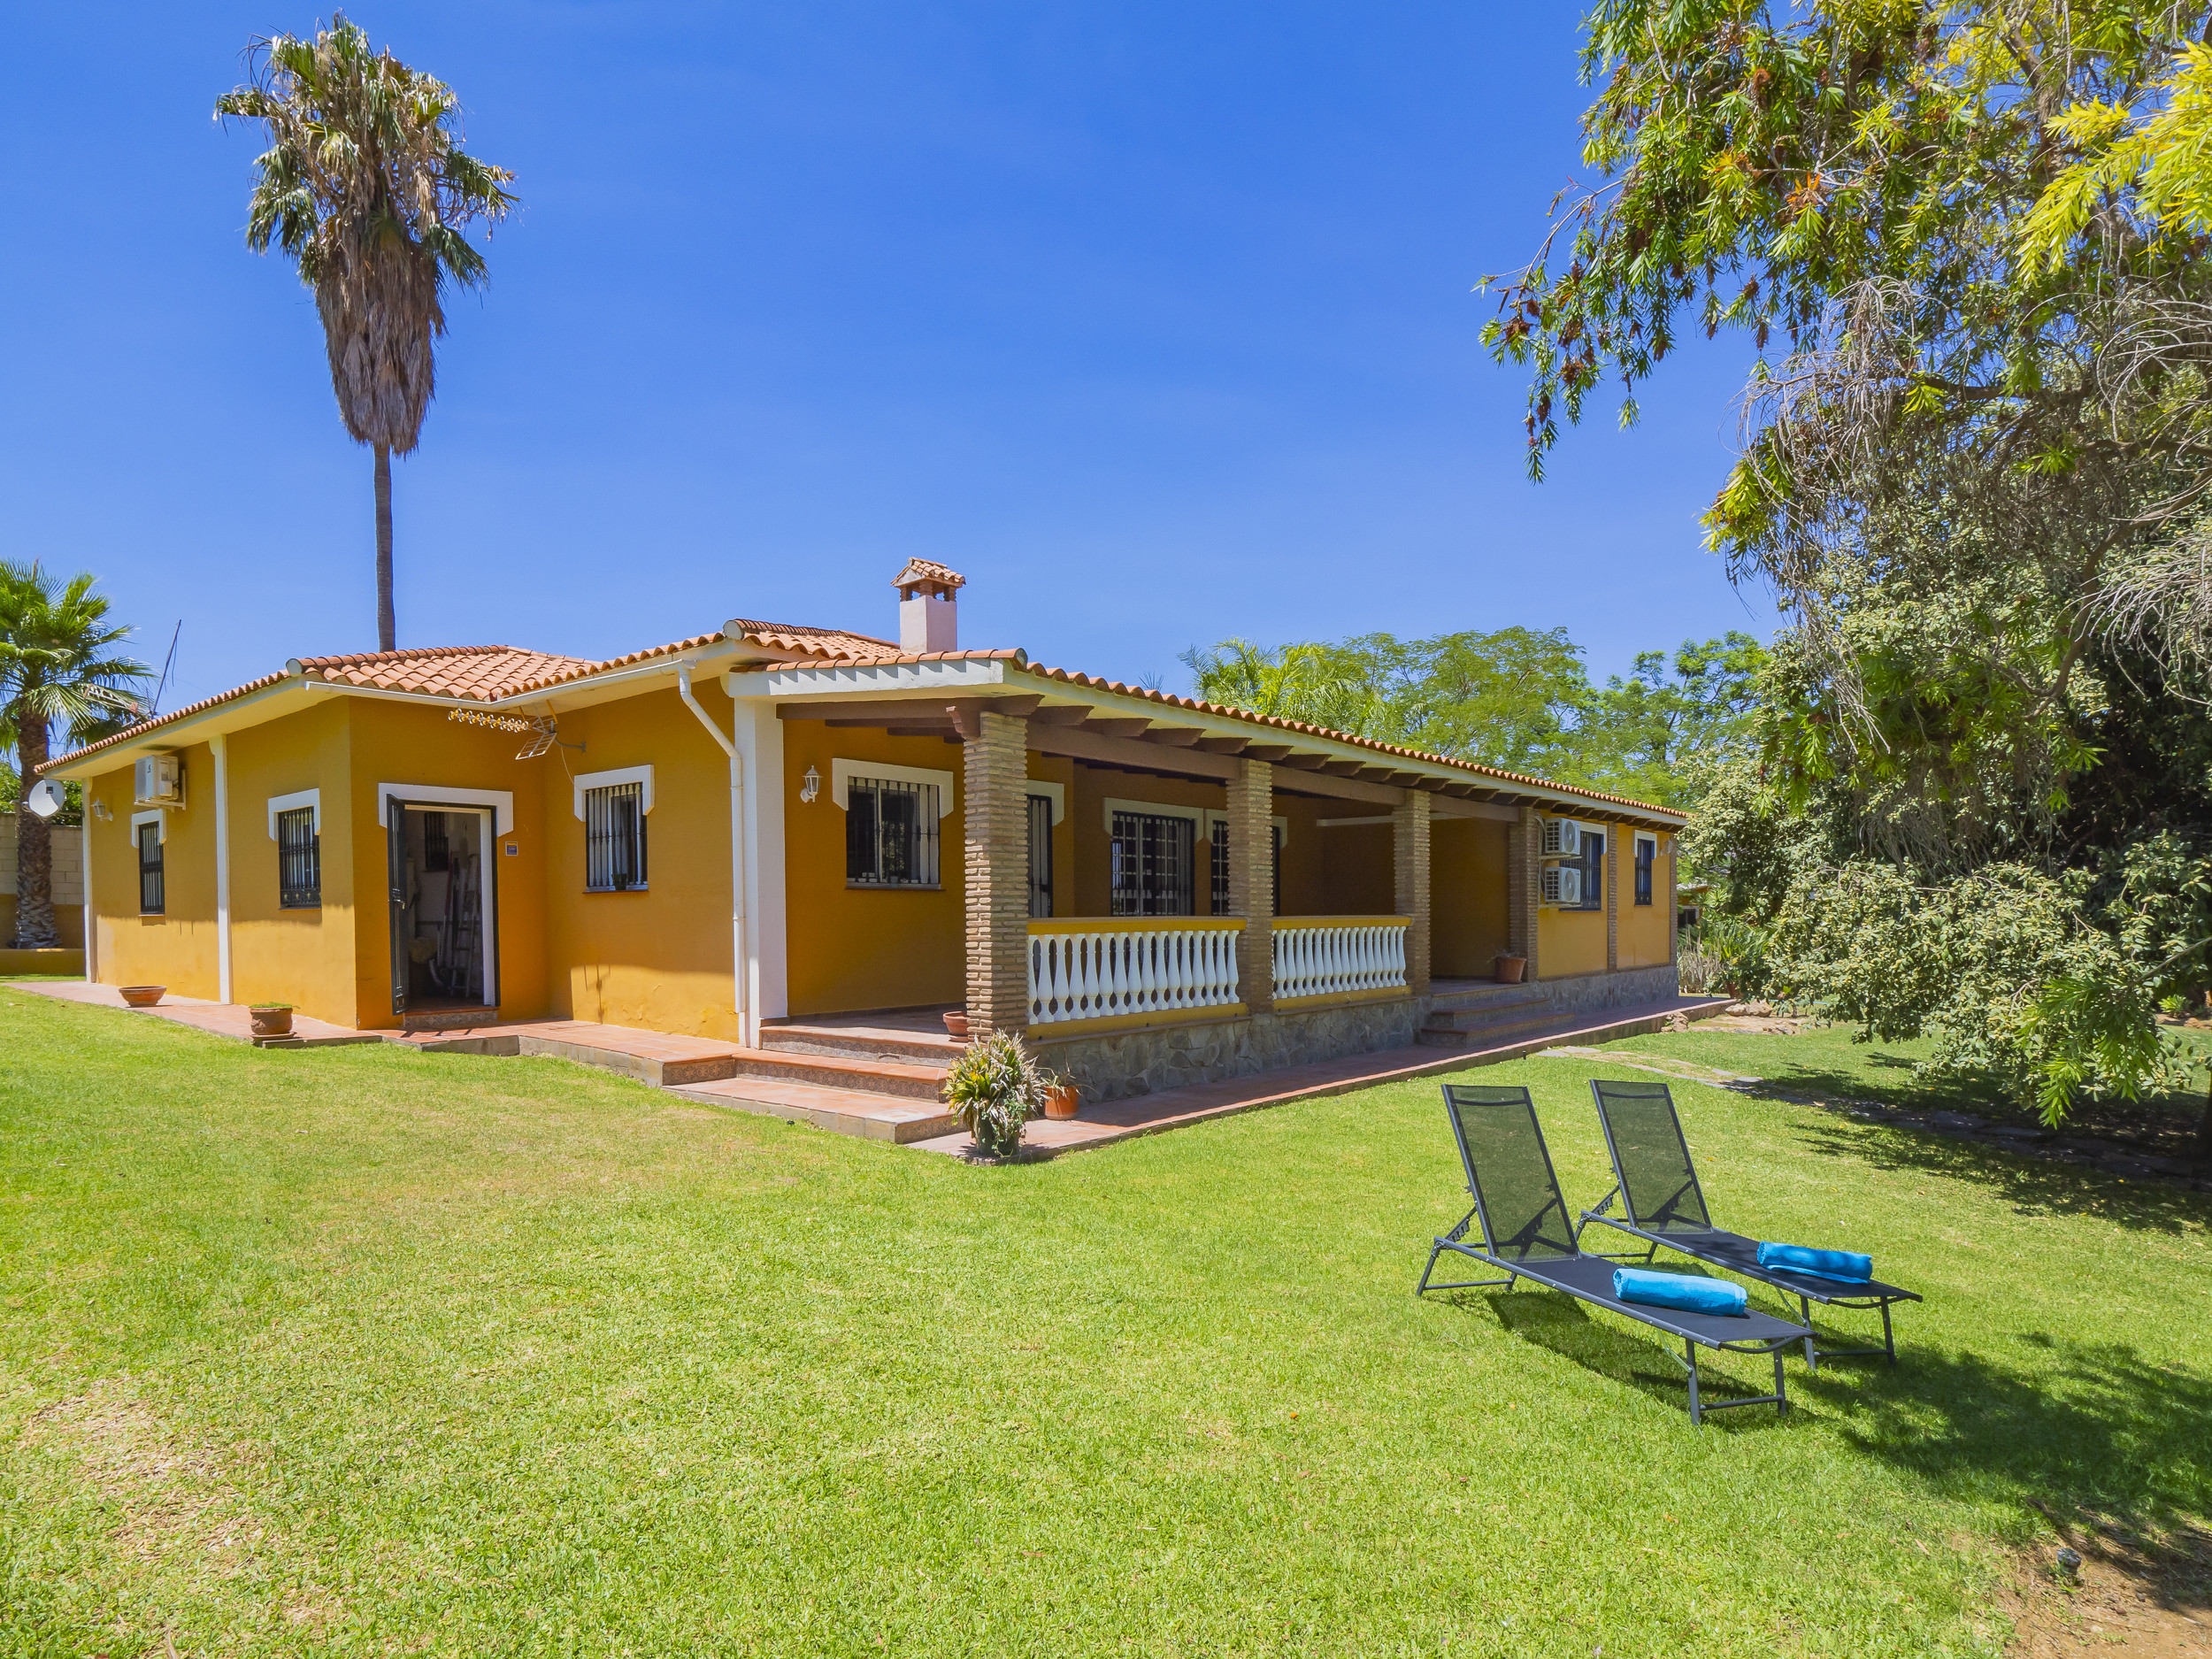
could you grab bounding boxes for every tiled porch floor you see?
[15,979,383,1046]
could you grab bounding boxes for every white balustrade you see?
[1271,918,1408,1002]
[1028,922,1243,1026]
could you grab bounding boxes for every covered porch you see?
[753,654,1684,1104]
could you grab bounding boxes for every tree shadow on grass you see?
[1788,1116,2210,1237]
[1431,1286,1793,1431]
[1801,1334,2212,1542]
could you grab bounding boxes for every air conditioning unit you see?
[134,753,183,806]
[1540,817,1582,857]
[1540,864,1583,907]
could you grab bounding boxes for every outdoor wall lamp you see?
[800,765,820,804]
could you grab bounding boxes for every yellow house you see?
[41,564,1686,1103]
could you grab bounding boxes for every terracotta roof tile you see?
[890,558,965,592]
[295,644,596,700]
[39,672,293,773]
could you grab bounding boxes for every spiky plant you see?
[941,1031,1049,1159]
[217,15,516,651]
[0,564,150,948]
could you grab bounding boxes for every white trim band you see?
[377,784,516,835]
[130,808,167,844]
[830,758,956,818]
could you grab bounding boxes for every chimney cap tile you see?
[892,558,965,595]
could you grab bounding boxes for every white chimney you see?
[892,559,964,654]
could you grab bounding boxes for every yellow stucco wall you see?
[1316,820,1394,915]
[1618,831,1673,969]
[345,700,550,1029]
[1432,817,1509,977]
[542,687,743,1040]
[226,700,357,1025]
[86,744,221,998]
[782,718,968,1015]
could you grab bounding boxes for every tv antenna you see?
[148,621,181,717]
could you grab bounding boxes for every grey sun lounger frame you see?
[1575,1078,1923,1368]
[1417,1083,1808,1425]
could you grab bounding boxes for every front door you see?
[387,804,497,1016]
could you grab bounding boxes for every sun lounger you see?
[1577,1078,1923,1367]
[1417,1083,1808,1425]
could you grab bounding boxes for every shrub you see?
[940,1031,1049,1158]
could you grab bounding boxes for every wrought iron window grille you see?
[277,807,320,909]
[584,781,649,892]
[846,776,941,887]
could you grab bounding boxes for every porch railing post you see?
[961,707,1031,1037]
[1393,789,1432,995]
[1225,757,1274,1013]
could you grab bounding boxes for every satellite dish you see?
[24,779,65,820]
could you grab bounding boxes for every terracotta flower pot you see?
[250,1005,294,1038]
[942,1010,970,1038]
[119,985,165,1009]
[1494,955,1527,985]
[1043,1084,1080,1120]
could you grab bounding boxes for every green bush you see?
[940,1030,1050,1157]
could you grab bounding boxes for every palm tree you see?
[0,564,150,949]
[217,15,516,652]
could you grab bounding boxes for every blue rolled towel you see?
[1756,1241,1872,1282]
[1612,1268,1747,1317]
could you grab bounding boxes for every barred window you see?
[1209,820,1281,916]
[847,777,939,887]
[1578,830,1605,911]
[1025,793,1054,918]
[1634,836,1655,907]
[584,782,649,891]
[1111,810,1194,916]
[278,806,320,909]
[137,823,165,915]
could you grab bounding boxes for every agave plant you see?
[941,1031,1050,1159]
[217,15,516,652]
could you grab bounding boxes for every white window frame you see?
[1101,796,1204,835]
[572,764,655,821]
[1634,832,1659,907]
[265,787,320,840]
[131,807,167,844]
[377,783,515,835]
[830,758,955,818]
[1025,779,1066,826]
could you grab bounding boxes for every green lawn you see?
[2,992,2207,1657]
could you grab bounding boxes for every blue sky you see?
[1,3,1770,716]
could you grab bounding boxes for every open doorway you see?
[388,804,497,1015]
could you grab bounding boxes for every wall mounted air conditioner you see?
[134,753,183,807]
[1540,817,1582,857]
[1540,864,1583,907]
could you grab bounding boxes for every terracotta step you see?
[1415,1010,1574,1049]
[725,1047,949,1100]
[672,1075,962,1143]
[1422,996,1554,1033]
[757,1023,958,1066]
[1425,984,1550,1013]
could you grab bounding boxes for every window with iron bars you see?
[1634,836,1655,906]
[584,782,649,892]
[277,806,320,909]
[1577,830,1605,911]
[847,777,940,887]
[1111,810,1194,916]
[137,823,165,915]
[1209,819,1282,916]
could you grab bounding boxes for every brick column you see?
[961,709,1031,1036]
[1392,789,1432,995]
[1604,822,1620,972]
[1508,805,1540,977]
[1225,758,1274,1012]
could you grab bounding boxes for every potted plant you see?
[119,985,165,1008]
[1042,1077,1080,1119]
[940,1030,1049,1159]
[942,1009,970,1038]
[249,1003,295,1038]
[1494,954,1527,985]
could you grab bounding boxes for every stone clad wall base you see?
[1530,963,1679,1015]
[1032,961,1685,1104]
[1038,998,1426,1104]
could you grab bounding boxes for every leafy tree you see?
[217,15,516,653]
[1182,627,1763,808]
[0,565,150,948]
